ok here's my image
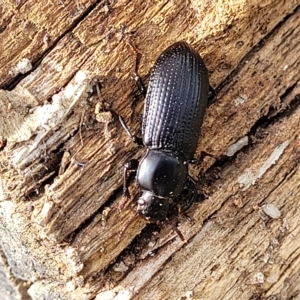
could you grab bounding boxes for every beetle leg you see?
[183,213,194,224]
[190,151,219,164]
[123,159,139,199]
[189,158,198,164]
[126,37,146,96]
[200,150,219,161]
[119,115,143,145]
[208,84,217,106]
[165,217,184,241]
[132,72,146,96]
[176,201,195,224]
[170,176,197,222]
[179,176,198,211]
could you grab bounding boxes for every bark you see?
[0,0,299,299]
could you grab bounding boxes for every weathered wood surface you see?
[0,0,299,299]
[0,249,30,300]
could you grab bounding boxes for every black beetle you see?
[120,41,214,239]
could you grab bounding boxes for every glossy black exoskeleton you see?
[121,41,213,239]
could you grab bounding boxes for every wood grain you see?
[0,0,299,299]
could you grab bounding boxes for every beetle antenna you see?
[118,211,139,241]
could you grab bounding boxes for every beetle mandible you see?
[120,41,214,238]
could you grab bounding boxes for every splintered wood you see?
[0,1,299,299]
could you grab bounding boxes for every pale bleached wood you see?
[0,250,31,300]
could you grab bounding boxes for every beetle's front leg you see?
[123,159,139,198]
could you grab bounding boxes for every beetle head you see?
[137,191,169,222]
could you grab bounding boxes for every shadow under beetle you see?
[120,41,215,240]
